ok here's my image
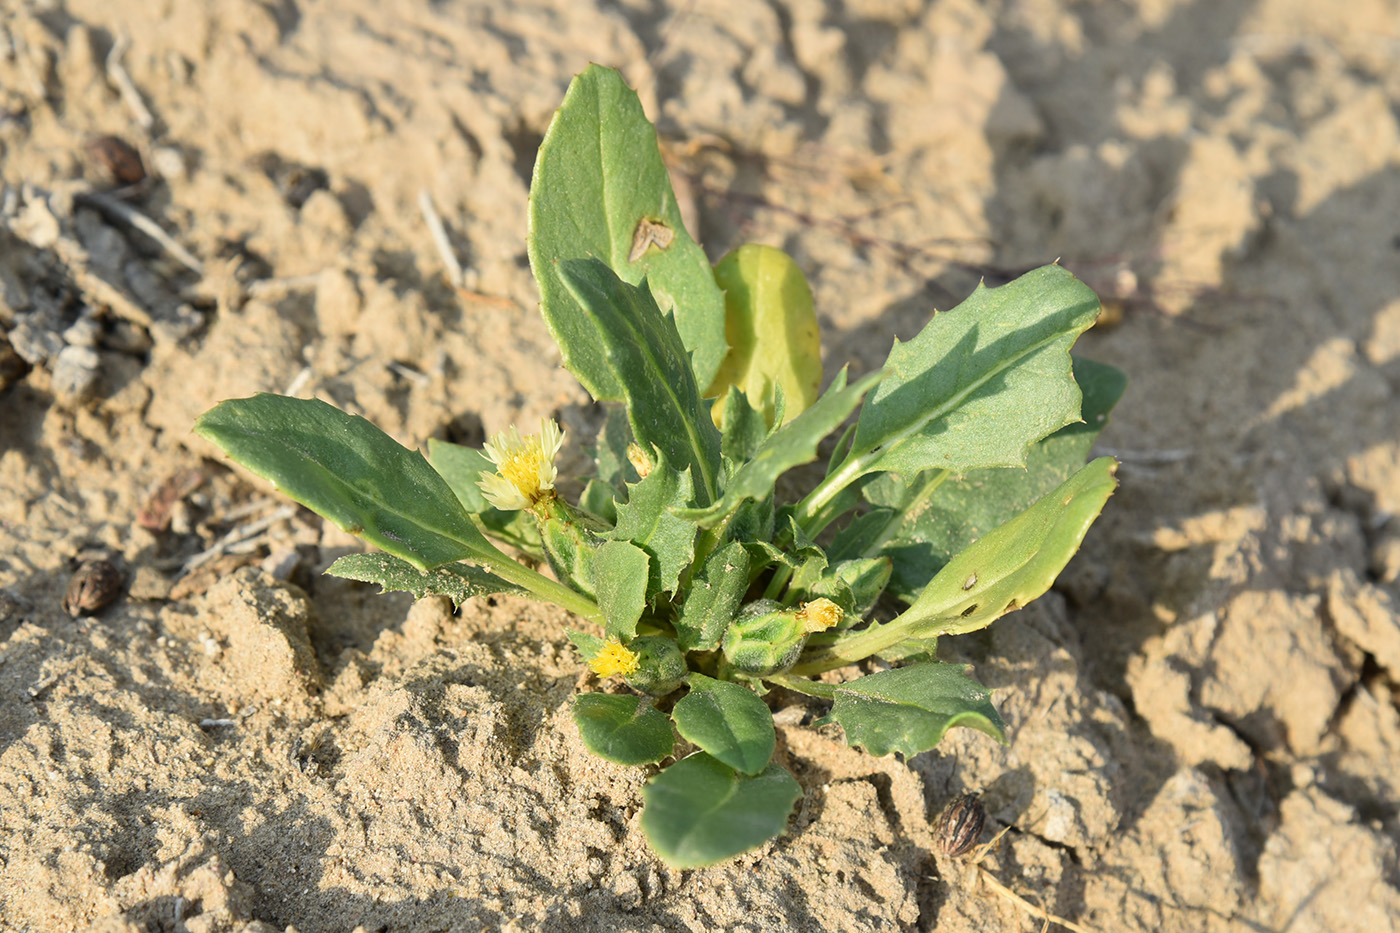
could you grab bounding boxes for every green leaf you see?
[705,245,823,426]
[641,753,802,869]
[896,455,1119,637]
[671,675,776,775]
[839,265,1101,487]
[868,356,1126,600]
[784,515,830,596]
[795,458,1118,671]
[874,637,939,664]
[826,663,1006,758]
[326,553,526,606]
[195,394,498,570]
[681,369,880,528]
[528,64,727,396]
[593,540,651,641]
[579,478,621,527]
[567,628,606,662]
[592,404,638,488]
[556,258,723,505]
[828,507,896,562]
[718,385,770,465]
[807,557,892,623]
[609,454,698,599]
[426,438,543,555]
[675,541,750,652]
[574,694,675,766]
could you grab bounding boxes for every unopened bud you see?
[722,600,808,676]
[624,636,687,696]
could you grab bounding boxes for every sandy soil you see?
[2,0,1399,930]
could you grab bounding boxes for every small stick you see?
[74,189,203,275]
[975,869,1097,933]
[247,274,321,300]
[388,361,430,386]
[453,287,516,310]
[106,34,155,131]
[160,503,298,572]
[282,366,314,397]
[967,826,1099,933]
[418,189,464,289]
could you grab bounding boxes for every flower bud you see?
[722,598,844,677]
[722,600,805,676]
[623,636,688,696]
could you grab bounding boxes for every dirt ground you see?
[2,0,1399,930]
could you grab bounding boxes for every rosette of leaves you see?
[195,65,1124,870]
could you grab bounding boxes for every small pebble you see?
[85,135,147,187]
[50,344,101,402]
[63,558,125,617]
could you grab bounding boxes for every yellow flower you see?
[588,640,640,678]
[477,418,564,511]
[797,597,843,633]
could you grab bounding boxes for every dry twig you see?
[74,189,203,275]
[160,502,299,573]
[106,34,155,131]
[966,826,1100,933]
[418,189,464,289]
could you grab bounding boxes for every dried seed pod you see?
[63,559,124,617]
[85,134,147,187]
[934,793,986,858]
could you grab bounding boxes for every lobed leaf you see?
[528,64,727,397]
[847,265,1101,481]
[671,674,776,775]
[826,663,1006,758]
[641,753,802,869]
[326,553,526,606]
[556,258,723,505]
[717,385,770,465]
[574,693,675,766]
[806,557,892,623]
[195,394,497,570]
[609,453,698,599]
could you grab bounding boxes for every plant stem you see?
[789,614,913,675]
[765,672,838,699]
[762,563,792,601]
[474,550,605,626]
[793,454,867,530]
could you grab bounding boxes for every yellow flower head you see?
[588,640,640,678]
[797,597,844,633]
[477,418,564,511]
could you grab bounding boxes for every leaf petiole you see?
[473,549,606,627]
[764,672,838,700]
